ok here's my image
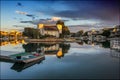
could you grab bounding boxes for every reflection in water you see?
[81,40,120,58]
[0,39,26,46]
[23,43,71,58]
[110,38,120,50]
[0,39,119,73]
[0,41,9,46]
[81,40,111,49]
[110,38,120,58]
[100,41,110,48]
[82,38,119,52]
[0,51,45,72]
[11,57,45,72]
[0,43,70,72]
[77,41,84,45]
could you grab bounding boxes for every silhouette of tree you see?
[56,20,70,38]
[102,30,110,37]
[76,30,84,37]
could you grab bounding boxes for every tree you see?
[56,20,65,27]
[23,28,41,39]
[76,30,84,37]
[101,41,110,48]
[23,28,34,38]
[71,33,76,37]
[83,31,88,36]
[59,43,70,53]
[62,26,70,37]
[102,30,110,37]
[56,20,70,38]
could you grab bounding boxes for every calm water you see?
[0,40,120,79]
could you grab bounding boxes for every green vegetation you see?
[59,43,70,53]
[56,20,70,38]
[71,33,76,37]
[102,30,111,37]
[101,41,110,48]
[71,30,84,37]
[83,31,88,36]
[76,30,84,37]
[23,28,41,39]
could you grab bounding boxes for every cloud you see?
[68,23,120,32]
[54,8,119,22]
[69,26,90,32]
[35,0,119,21]
[17,2,23,7]
[53,6,119,27]
[51,17,61,21]
[15,10,28,15]
[26,14,36,20]
[20,17,69,25]
[13,25,27,27]
[68,25,102,32]
[26,14,34,17]
[20,21,33,23]
[16,0,119,29]
[35,0,119,27]
[15,10,37,20]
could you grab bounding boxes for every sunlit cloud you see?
[15,10,28,15]
[51,17,61,21]
[20,17,68,25]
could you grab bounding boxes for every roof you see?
[44,26,58,31]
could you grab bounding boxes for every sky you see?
[1,0,119,32]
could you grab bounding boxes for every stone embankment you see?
[25,38,76,43]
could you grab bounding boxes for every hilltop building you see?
[37,24,62,38]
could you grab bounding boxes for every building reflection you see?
[77,41,84,45]
[0,46,45,72]
[0,39,26,46]
[22,43,71,58]
[1,39,119,72]
[80,40,119,58]
[110,38,120,51]
[0,43,70,72]
[79,40,111,48]
[110,38,120,58]
[81,39,119,51]
[0,41,9,46]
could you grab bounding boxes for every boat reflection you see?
[11,57,45,72]
[0,49,45,72]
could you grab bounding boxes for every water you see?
[0,40,119,79]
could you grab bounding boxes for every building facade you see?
[37,24,62,38]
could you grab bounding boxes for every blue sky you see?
[1,0,119,32]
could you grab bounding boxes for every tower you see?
[37,24,44,35]
[57,24,62,34]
